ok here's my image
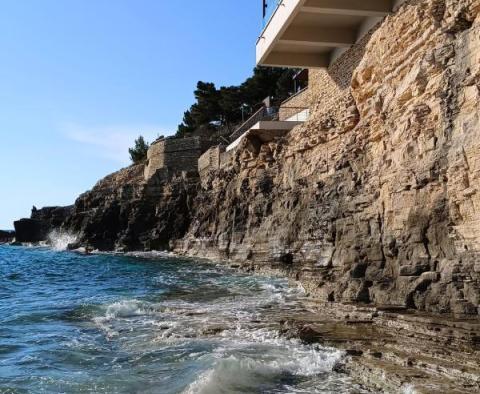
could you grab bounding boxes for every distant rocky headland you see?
[10,0,480,391]
[0,230,14,244]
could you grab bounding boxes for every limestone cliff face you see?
[175,0,480,317]
[20,0,479,318]
[63,165,199,251]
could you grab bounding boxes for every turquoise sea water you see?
[0,245,364,393]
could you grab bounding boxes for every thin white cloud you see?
[62,123,173,164]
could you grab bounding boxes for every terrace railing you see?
[229,105,310,142]
[279,106,310,122]
[230,106,279,142]
[262,0,282,29]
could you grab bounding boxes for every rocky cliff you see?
[63,165,199,251]
[0,230,14,243]
[174,0,480,317]
[14,206,72,243]
[9,1,479,390]
[18,0,480,319]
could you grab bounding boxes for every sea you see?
[0,240,367,393]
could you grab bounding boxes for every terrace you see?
[226,104,307,152]
[257,0,406,68]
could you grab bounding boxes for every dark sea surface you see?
[0,244,365,393]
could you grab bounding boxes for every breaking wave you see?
[86,273,359,393]
[2,246,365,393]
[47,229,78,251]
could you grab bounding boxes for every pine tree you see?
[129,136,149,164]
[175,67,298,137]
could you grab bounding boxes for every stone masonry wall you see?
[306,29,377,134]
[144,136,212,179]
[176,0,480,317]
[198,145,224,180]
[198,145,236,185]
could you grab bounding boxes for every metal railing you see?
[229,105,309,142]
[279,106,310,122]
[262,0,282,29]
[230,106,279,141]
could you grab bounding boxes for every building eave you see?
[256,0,406,69]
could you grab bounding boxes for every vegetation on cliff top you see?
[128,67,296,161]
[129,136,150,164]
[176,67,297,138]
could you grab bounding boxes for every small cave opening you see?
[280,253,294,265]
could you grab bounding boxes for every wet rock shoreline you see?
[3,241,479,392]
[166,253,480,393]
[286,302,480,393]
[169,254,480,393]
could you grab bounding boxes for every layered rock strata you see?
[175,0,480,317]
[284,302,480,393]
[63,165,199,251]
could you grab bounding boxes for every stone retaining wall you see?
[198,145,234,184]
[144,137,212,179]
[306,28,376,133]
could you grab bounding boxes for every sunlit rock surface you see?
[175,0,480,317]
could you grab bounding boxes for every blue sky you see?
[0,0,260,229]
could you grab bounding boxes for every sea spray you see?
[47,229,78,251]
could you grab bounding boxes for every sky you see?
[0,0,261,229]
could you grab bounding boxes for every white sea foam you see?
[105,300,146,319]
[47,230,78,251]
[125,250,173,259]
[88,270,349,392]
[218,325,343,376]
[20,241,49,248]
[402,384,418,394]
[96,291,344,393]
[183,343,343,394]
[92,316,118,339]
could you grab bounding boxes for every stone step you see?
[374,345,480,386]
[280,310,480,392]
[345,354,479,394]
